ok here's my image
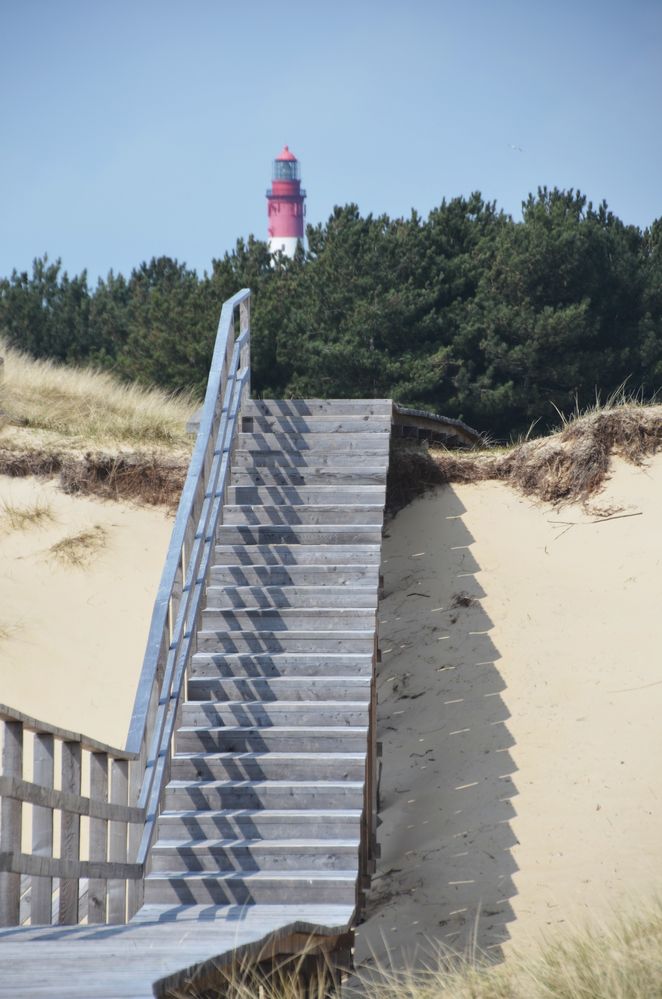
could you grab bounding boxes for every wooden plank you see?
[31,733,54,925]
[0,720,23,926]
[0,776,144,824]
[108,759,128,924]
[127,756,145,919]
[88,752,109,923]
[59,741,81,924]
[0,705,134,760]
[0,850,142,881]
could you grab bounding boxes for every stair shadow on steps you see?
[356,486,519,970]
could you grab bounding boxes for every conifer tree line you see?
[1,187,661,439]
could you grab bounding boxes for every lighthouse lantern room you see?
[266,145,306,258]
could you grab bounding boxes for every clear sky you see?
[1,0,661,282]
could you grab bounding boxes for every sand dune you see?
[0,475,172,748]
[357,454,662,968]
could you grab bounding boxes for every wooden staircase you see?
[143,398,390,912]
[0,291,393,997]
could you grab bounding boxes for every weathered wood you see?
[59,741,81,924]
[0,850,142,881]
[88,752,109,923]
[108,759,128,923]
[0,705,134,760]
[0,775,144,823]
[31,732,54,924]
[0,720,23,925]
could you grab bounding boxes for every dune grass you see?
[0,498,53,531]
[0,340,196,449]
[388,399,662,514]
[48,525,108,567]
[168,902,662,998]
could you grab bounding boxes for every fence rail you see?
[0,289,251,927]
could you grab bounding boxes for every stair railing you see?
[0,289,251,926]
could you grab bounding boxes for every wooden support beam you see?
[31,732,54,924]
[108,759,128,924]
[0,720,23,926]
[59,741,81,924]
[88,752,109,923]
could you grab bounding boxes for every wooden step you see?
[149,838,360,873]
[214,544,382,566]
[175,725,369,753]
[230,466,388,486]
[169,751,366,782]
[233,451,387,468]
[243,416,391,435]
[195,630,375,654]
[237,432,390,453]
[143,870,358,905]
[223,504,385,526]
[187,675,371,701]
[201,607,375,631]
[189,652,374,678]
[180,700,369,729]
[163,779,364,811]
[205,584,377,609]
[208,564,379,587]
[243,399,392,417]
[215,525,383,545]
[227,484,386,505]
[156,808,362,841]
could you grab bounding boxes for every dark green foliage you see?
[1,188,661,439]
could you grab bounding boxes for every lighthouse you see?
[266,145,306,258]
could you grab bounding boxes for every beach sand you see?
[356,454,662,969]
[0,475,173,748]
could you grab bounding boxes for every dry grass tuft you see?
[0,340,196,448]
[48,525,108,568]
[387,403,662,515]
[1,498,53,531]
[0,623,12,642]
[351,900,662,999]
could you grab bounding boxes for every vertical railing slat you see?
[59,741,81,924]
[108,759,128,923]
[88,752,109,923]
[31,732,55,924]
[0,720,23,926]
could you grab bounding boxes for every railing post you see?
[239,297,251,397]
[127,756,144,918]
[0,720,23,926]
[31,732,55,924]
[108,759,128,924]
[88,751,109,923]
[59,741,81,924]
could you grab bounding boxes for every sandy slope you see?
[0,475,172,748]
[356,455,662,968]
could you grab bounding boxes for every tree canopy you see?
[1,188,660,440]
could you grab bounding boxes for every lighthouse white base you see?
[269,236,300,259]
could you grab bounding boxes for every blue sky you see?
[1,0,661,282]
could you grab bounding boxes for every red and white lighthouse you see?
[266,145,306,257]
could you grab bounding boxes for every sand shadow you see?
[356,485,518,970]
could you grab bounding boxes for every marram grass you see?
[171,901,662,998]
[0,340,195,448]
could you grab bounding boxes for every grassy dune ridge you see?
[0,342,194,504]
[0,340,196,447]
